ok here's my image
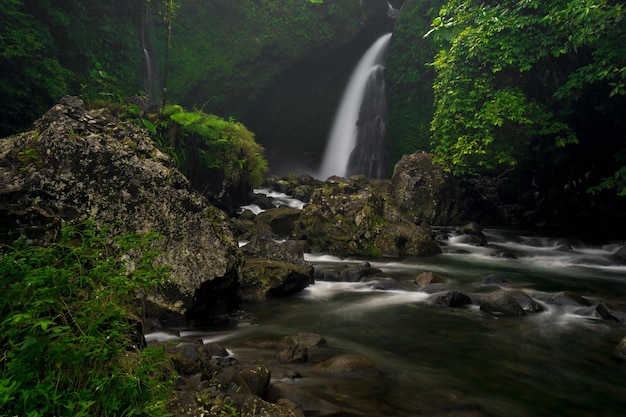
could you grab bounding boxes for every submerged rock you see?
[267,381,340,415]
[315,354,378,373]
[547,291,592,307]
[482,274,510,286]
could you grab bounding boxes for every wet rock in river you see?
[612,246,626,264]
[315,353,378,373]
[479,291,544,317]
[285,332,327,348]
[482,274,510,286]
[256,206,302,236]
[490,249,517,259]
[594,303,626,322]
[433,291,473,308]
[276,345,308,363]
[234,365,271,396]
[240,258,313,302]
[547,291,592,307]
[295,175,441,258]
[415,271,446,288]
[314,264,382,282]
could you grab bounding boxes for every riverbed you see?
[150,229,626,416]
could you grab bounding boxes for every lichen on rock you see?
[295,175,441,258]
[0,96,243,323]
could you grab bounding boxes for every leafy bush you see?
[0,221,174,417]
[426,0,626,177]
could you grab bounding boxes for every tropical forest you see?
[1,1,626,416]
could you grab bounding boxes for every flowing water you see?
[318,33,392,180]
[150,226,626,416]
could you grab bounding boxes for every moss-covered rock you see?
[240,258,313,302]
[295,176,441,257]
[0,96,243,323]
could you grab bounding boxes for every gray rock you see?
[391,152,497,225]
[482,274,510,286]
[285,333,327,348]
[256,206,302,236]
[433,291,473,308]
[457,222,483,235]
[295,175,441,258]
[415,271,446,287]
[239,258,313,302]
[226,393,297,417]
[235,366,271,396]
[613,246,626,264]
[479,291,544,317]
[490,249,517,259]
[276,345,308,364]
[595,303,626,322]
[547,291,592,307]
[0,97,243,323]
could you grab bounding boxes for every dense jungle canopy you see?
[1,0,625,231]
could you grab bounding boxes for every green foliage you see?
[0,0,144,136]
[426,0,626,177]
[0,221,174,417]
[163,0,362,114]
[159,106,268,193]
[0,0,70,136]
[123,103,158,135]
[387,0,445,164]
[588,151,626,196]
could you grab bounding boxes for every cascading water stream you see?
[141,13,159,101]
[318,33,392,180]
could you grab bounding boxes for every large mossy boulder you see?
[295,176,441,258]
[0,97,243,324]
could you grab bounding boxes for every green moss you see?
[152,106,267,202]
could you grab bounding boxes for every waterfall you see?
[346,61,389,179]
[318,33,392,180]
[141,14,159,101]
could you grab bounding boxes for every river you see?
[150,227,626,416]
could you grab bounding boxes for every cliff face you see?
[0,97,243,324]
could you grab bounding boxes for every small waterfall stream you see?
[141,13,159,101]
[318,33,392,180]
